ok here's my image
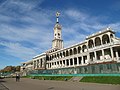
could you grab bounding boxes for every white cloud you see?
[0,0,54,61]
[108,23,120,32]
[0,42,37,60]
[65,9,88,22]
[0,1,120,64]
[0,23,53,58]
[64,9,120,33]
[62,9,120,48]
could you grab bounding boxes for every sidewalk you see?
[0,79,9,90]
[1,78,120,90]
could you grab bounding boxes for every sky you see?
[0,0,120,69]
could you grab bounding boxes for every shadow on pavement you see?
[48,87,54,90]
[0,79,6,82]
[0,79,9,90]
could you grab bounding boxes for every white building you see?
[21,12,120,74]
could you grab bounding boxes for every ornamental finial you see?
[56,12,60,23]
[56,12,60,17]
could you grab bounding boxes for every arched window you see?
[73,48,77,54]
[88,39,94,48]
[57,53,59,58]
[54,54,56,59]
[63,51,65,57]
[78,46,81,53]
[60,52,62,57]
[102,34,110,44]
[70,49,73,55]
[82,45,87,52]
[52,55,53,60]
[110,34,114,42]
[95,37,101,46]
[66,50,69,56]
[58,33,60,38]
[50,56,51,60]
[53,55,55,59]
[46,55,49,61]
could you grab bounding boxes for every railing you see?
[88,58,115,64]
[118,57,120,61]
[88,41,120,51]
[113,41,120,45]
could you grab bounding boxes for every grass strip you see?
[80,76,120,84]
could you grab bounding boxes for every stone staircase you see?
[69,76,83,82]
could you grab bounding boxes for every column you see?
[87,54,90,63]
[39,59,41,68]
[49,63,50,68]
[116,50,119,60]
[81,56,84,65]
[72,48,74,55]
[56,62,57,68]
[94,51,97,61]
[62,60,64,67]
[37,60,39,68]
[55,62,57,68]
[108,34,112,43]
[69,59,70,67]
[93,38,96,47]
[49,63,51,69]
[100,36,103,45]
[102,49,105,60]
[46,63,48,69]
[36,61,38,69]
[59,61,60,68]
[77,57,79,66]
[34,61,36,69]
[73,58,74,66]
[65,60,67,67]
[110,47,114,60]
[33,61,35,69]
[46,63,49,68]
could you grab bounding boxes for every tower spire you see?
[52,12,63,49]
[56,12,60,23]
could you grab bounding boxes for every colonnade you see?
[47,55,88,69]
[33,31,120,70]
[33,58,45,69]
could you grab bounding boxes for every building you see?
[21,12,120,75]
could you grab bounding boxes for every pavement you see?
[0,78,120,90]
[0,79,9,90]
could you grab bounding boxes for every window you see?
[58,33,60,36]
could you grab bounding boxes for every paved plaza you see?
[0,78,120,90]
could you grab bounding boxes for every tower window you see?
[58,33,60,36]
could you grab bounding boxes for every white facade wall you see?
[21,27,120,71]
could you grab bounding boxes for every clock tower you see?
[52,12,63,49]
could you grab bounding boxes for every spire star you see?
[56,12,60,17]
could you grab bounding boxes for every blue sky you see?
[0,0,120,69]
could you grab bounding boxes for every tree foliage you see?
[0,66,21,73]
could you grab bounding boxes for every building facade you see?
[21,12,120,75]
